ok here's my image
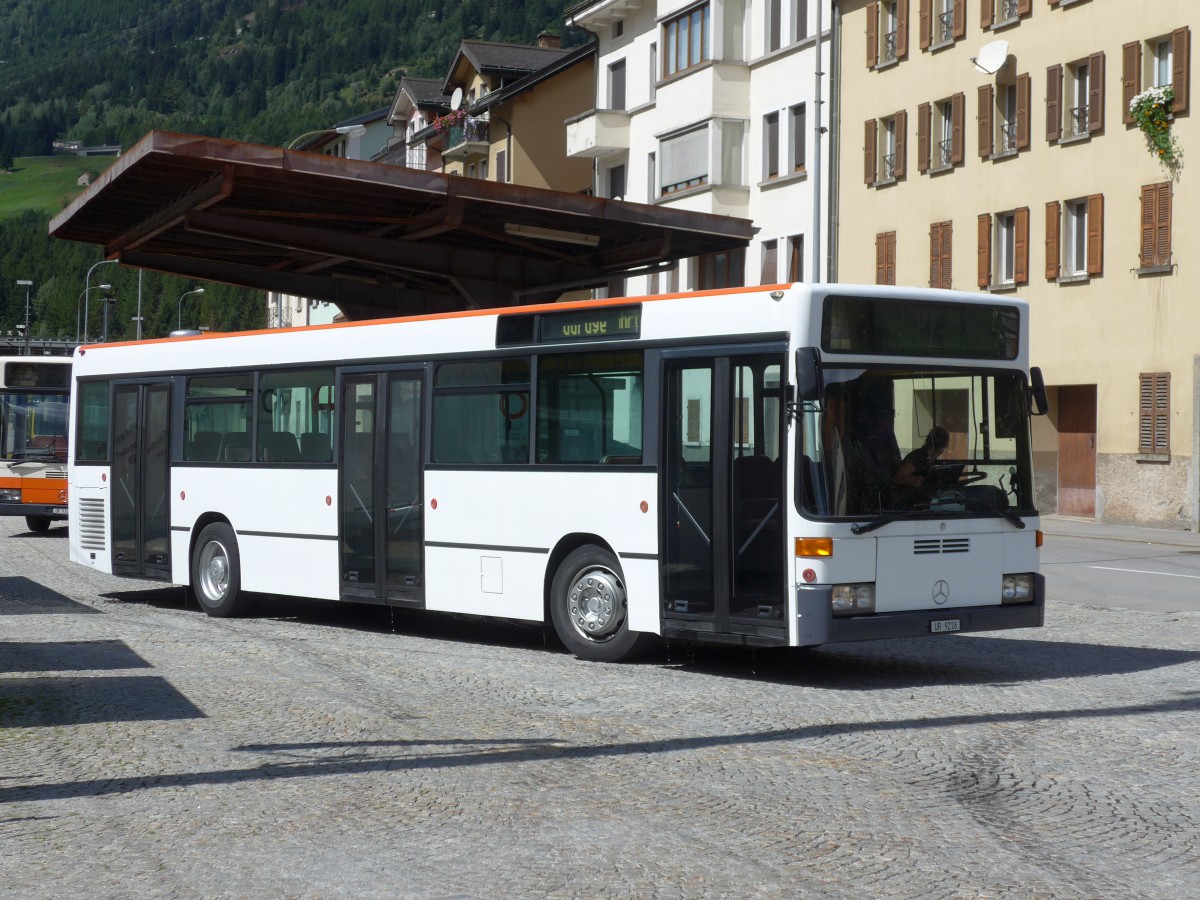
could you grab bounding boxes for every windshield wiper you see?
[984,507,1026,529]
[850,509,928,535]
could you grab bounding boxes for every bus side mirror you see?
[796,347,823,402]
[1029,367,1049,416]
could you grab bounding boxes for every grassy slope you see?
[0,155,117,220]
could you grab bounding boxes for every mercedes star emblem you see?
[932,579,950,605]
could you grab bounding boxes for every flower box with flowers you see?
[1129,85,1181,175]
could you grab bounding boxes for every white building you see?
[564,0,832,295]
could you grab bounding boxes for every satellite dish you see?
[450,87,464,110]
[972,40,1009,75]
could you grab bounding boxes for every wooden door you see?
[1057,385,1096,517]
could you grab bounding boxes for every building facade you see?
[565,0,832,295]
[837,0,1196,528]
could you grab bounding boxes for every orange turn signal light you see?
[795,537,833,558]
[1036,530,1044,548]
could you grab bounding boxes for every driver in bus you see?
[892,425,950,488]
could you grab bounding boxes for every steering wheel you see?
[961,470,987,484]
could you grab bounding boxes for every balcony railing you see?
[881,153,896,179]
[882,31,898,63]
[999,121,1018,153]
[1069,105,1090,137]
[936,10,954,44]
[938,137,953,167]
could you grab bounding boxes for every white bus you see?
[67,284,1047,661]
[1,356,71,532]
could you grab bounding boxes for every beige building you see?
[836,0,1196,528]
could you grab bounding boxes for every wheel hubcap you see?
[198,540,230,604]
[567,566,625,642]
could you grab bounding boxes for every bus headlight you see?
[1001,573,1035,604]
[0,488,20,502]
[832,583,875,616]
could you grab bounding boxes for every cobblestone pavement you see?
[2,518,1199,899]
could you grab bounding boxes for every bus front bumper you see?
[796,574,1045,646]
[0,501,69,520]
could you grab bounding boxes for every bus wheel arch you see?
[189,515,253,617]
[546,536,653,663]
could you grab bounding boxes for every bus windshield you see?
[1,391,70,463]
[797,367,1036,520]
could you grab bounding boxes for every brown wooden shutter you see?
[1088,52,1105,133]
[876,232,896,285]
[951,93,965,163]
[978,85,993,158]
[894,109,907,178]
[1141,184,1156,268]
[939,220,953,288]
[865,119,877,184]
[1016,72,1031,149]
[1122,41,1141,125]
[1086,193,1104,275]
[1017,0,1031,16]
[1045,64,1062,142]
[867,2,879,68]
[929,223,939,287]
[1139,373,1171,454]
[952,0,965,39]
[1172,27,1190,114]
[977,214,992,287]
[1014,206,1029,284]
[896,0,909,60]
[919,0,931,50]
[1154,182,1172,267]
[981,0,993,30]
[1045,201,1061,280]
[917,102,931,172]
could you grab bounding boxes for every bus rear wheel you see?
[24,516,52,533]
[550,545,652,663]
[191,522,251,617]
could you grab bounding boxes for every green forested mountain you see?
[0,0,581,338]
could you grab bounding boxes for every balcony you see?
[566,109,631,159]
[442,117,490,163]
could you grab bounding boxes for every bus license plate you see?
[51,507,68,514]
[931,619,960,633]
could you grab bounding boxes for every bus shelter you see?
[49,131,755,321]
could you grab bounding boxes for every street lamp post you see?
[177,287,205,331]
[76,283,111,343]
[83,259,118,343]
[15,280,32,355]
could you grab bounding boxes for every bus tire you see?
[24,516,52,533]
[191,522,251,617]
[550,545,652,663]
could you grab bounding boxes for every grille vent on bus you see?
[78,498,106,551]
[43,467,67,480]
[913,537,970,555]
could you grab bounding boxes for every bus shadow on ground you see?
[0,577,100,615]
[0,640,152,673]
[0,675,205,728]
[8,525,68,539]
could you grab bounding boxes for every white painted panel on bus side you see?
[238,534,340,600]
[425,546,545,619]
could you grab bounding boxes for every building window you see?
[1123,29,1190,122]
[920,0,963,49]
[875,231,896,285]
[663,3,711,78]
[793,0,809,42]
[978,73,1029,158]
[768,0,782,52]
[763,112,780,179]
[864,111,907,185]
[787,235,804,282]
[982,0,1027,29]
[1139,373,1170,456]
[1046,196,1103,279]
[608,60,627,110]
[660,126,708,195]
[496,149,506,183]
[1139,182,1172,271]
[761,239,778,284]
[607,164,626,200]
[789,104,806,172]
[613,19,624,39]
[917,93,963,171]
[649,44,657,99]
[867,0,907,68]
[696,250,745,290]
[977,208,1028,288]
[929,221,952,288]
[1047,53,1104,141]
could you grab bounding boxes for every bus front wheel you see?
[550,545,652,663]
[24,516,52,533]
[191,522,251,617]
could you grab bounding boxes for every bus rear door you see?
[110,381,172,580]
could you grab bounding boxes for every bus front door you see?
[339,370,424,606]
[662,351,787,644]
[110,381,172,581]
